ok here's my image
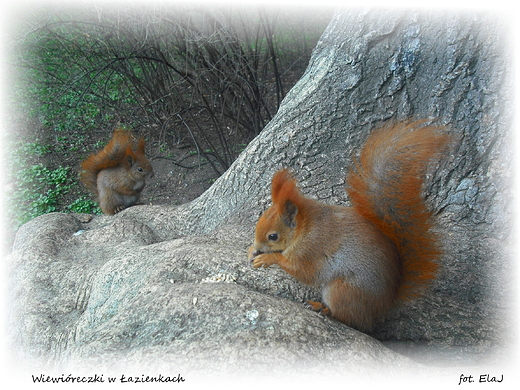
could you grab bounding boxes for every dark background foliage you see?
[4,2,333,236]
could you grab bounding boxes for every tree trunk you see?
[6,8,514,381]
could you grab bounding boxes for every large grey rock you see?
[7,213,420,378]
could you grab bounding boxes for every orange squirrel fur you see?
[80,128,154,215]
[248,120,451,331]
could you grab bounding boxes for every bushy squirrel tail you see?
[80,128,134,196]
[347,120,451,299]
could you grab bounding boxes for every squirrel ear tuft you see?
[136,137,146,154]
[271,169,290,196]
[271,169,295,204]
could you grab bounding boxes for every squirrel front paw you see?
[252,253,275,268]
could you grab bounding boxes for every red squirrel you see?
[248,120,451,331]
[80,128,154,215]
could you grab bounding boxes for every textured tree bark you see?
[125,9,512,242]
[6,8,514,378]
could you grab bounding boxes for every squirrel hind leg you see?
[113,205,127,214]
[98,188,124,215]
[322,278,395,332]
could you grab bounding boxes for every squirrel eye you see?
[268,233,278,241]
[137,167,143,172]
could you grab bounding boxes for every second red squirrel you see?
[248,120,451,331]
[80,128,154,215]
